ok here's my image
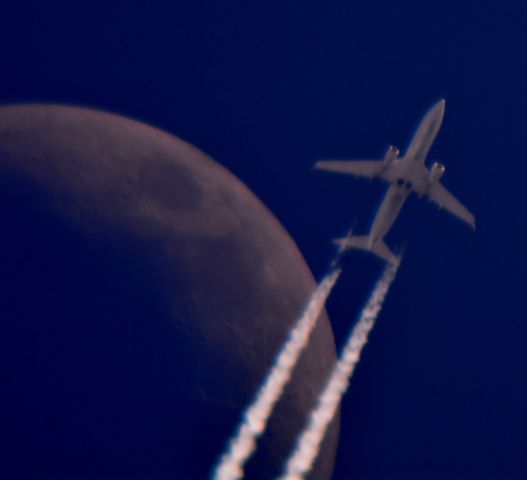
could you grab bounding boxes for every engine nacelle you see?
[383,145,399,167]
[429,161,445,184]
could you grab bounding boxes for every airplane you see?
[315,99,475,266]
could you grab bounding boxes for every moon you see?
[0,104,339,479]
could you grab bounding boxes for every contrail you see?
[212,268,342,480]
[280,264,399,480]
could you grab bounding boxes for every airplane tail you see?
[333,234,369,251]
[333,235,401,267]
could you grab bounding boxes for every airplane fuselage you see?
[368,99,445,248]
[316,98,475,266]
[369,184,410,247]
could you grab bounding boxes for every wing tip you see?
[313,160,333,171]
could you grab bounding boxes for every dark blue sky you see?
[0,1,526,478]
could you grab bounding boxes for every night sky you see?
[1,1,526,478]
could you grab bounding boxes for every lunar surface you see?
[0,105,339,479]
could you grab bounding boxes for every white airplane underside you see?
[316,99,475,266]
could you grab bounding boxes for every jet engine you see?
[383,145,399,167]
[429,161,445,184]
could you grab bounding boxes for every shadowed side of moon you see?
[0,104,339,479]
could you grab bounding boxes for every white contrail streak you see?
[280,264,398,480]
[212,268,342,480]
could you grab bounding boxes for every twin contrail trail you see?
[280,264,399,480]
[212,268,342,480]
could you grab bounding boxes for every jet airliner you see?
[316,99,475,266]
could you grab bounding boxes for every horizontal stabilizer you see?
[371,240,401,267]
[333,234,369,251]
[334,235,400,266]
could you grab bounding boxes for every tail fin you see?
[333,235,400,267]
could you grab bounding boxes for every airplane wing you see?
[428,181,476,229]
[314,160,385,179]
